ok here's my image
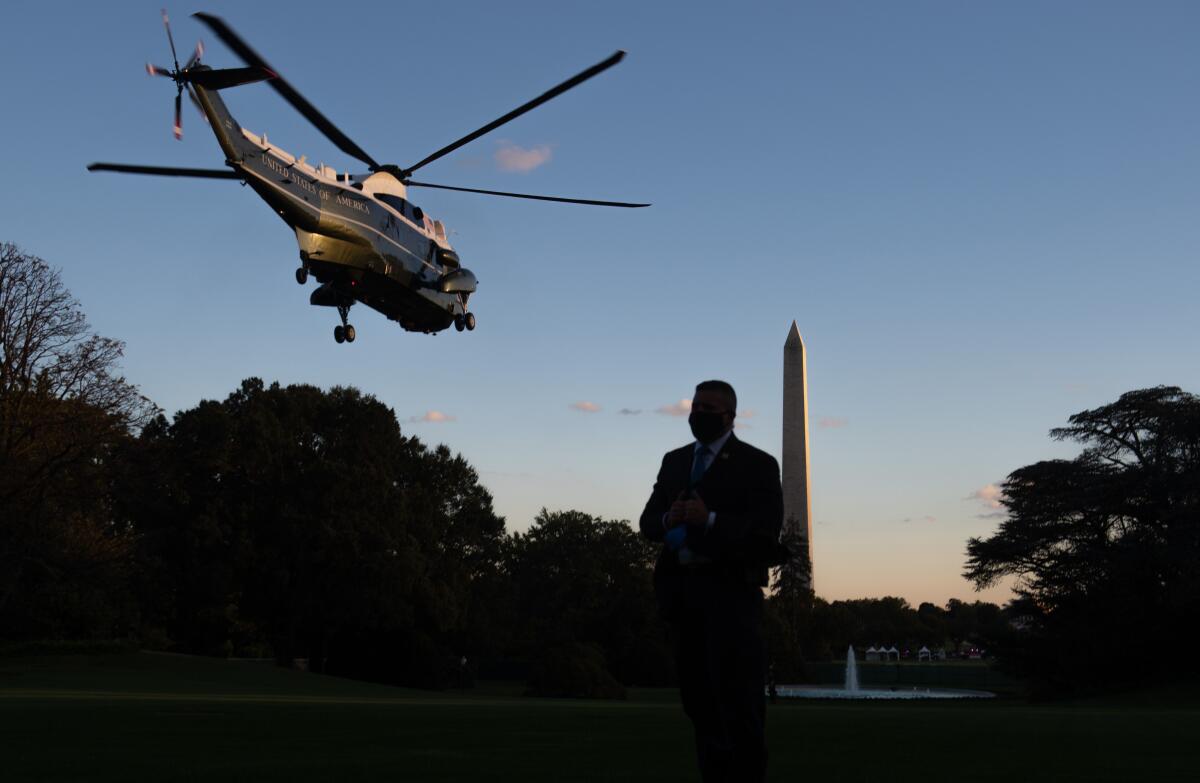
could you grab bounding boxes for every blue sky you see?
[3,1,1198,606]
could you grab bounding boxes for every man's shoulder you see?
[728,436,779,469]
[663,442,695,461]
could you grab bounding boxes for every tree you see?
[766,521,815,677]
[505,510,671,694]
[964,386,1200,693]
[773,520,812,602]
[0,243,154,639]
[123,378,505,686]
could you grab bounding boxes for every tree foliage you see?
[964,386,1200,693]
[0,243,154,638]
[765,523,815,678]
[505,510,671,693]
[123,379,506,686]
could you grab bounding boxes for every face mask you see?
[688,410,727,444]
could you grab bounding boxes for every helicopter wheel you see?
[334,325,345,344]
[344,324,356,343]
[295,267,309,285]
[454,315,465,332]
[465,312,476,331]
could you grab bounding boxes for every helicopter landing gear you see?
[334,305,355,344]
[465,312,476,331]
[295,266,309,285]
[454,315,465,332]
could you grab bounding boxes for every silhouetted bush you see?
[525,642,626,700]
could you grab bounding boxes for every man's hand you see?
[666,492,689,529]
[668,491,709,528]
[682,495,709,527]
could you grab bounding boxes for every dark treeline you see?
[0,364,679,692]
[766,596,1008,679]
[0,356,1004,690]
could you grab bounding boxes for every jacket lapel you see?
[696,433,738,490]
[674,444,695,491]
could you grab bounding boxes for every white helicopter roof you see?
[361,172,407,199]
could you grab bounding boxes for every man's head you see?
[690,380,736,444]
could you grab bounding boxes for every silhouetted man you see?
[640,380,785,783]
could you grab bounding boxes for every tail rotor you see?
[148,9,204,139]
[185,40,204,71]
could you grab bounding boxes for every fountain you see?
[774,645,994,700]
[844,644,860,692]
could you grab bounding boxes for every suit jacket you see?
[639,434,785,615]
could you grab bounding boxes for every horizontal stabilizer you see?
[188,65,276,90]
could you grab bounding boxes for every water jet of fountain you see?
[844,645,860,692]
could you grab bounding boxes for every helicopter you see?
[89,11,647,343]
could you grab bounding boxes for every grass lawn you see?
[1,652,1198,782]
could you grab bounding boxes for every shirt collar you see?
[695,428,734,457]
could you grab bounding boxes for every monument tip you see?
[785,320,804,349]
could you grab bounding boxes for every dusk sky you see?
[3,0,1198,607]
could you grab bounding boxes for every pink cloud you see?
[409,410,455,423]
[969,483,1004,510]
[818,417,848,429]
[570,401,601,413]
[495,141,552,173]
[656,399,692,416]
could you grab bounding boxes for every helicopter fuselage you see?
[193,77,473,334]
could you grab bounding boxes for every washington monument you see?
[782,321,813,589]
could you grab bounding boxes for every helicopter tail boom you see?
[187,77,255,166]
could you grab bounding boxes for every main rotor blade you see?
[193,12,380,170]
[403,51,625,176]
[162,9,180,71]
[87,163,242,179]
[406,179,649,208]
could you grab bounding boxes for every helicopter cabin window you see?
[374,193,425,227]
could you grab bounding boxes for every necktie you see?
[690,446,711,487]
